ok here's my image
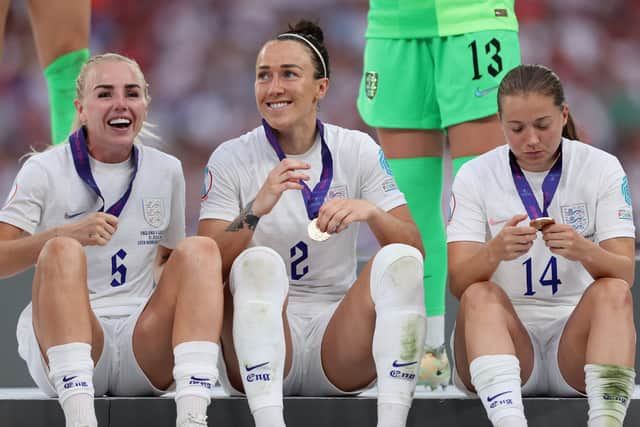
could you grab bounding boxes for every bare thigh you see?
[453,282,534,391]
[26,0,90,66]
[447,114,505,159]
[558,278,636,392]
[0,0,9,57]
[320,260,377,392]
[376,128,445,158]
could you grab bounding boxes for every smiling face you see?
[74,59,148,161]
[500,92,568,172]
[254,40,328,134]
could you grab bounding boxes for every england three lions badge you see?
[142,198,165,228]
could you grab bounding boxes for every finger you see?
[327,212,348,234]
[316,210,338,233]
[97,227,113,241]
[335,212,355,233]
[102,214,119,227]
[103,222,117,236]
[280,159,311,171]
[280,171,309,183]
[506,214,529,227]
[278,182,305,193]
[511,227,537,236]
[94,235,109,246]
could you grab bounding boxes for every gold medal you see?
[308,218,330,242]
[529,216,555,230]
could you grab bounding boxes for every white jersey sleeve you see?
[593,157,635,243]
[160,159,186,249]
[447,159,489,243]
[0,157,49,234]
[200,143,242,222]
[357,134,406,212]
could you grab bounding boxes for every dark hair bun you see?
[288,20,324,44]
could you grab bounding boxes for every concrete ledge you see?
[2,387,639,426]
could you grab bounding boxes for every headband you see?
[277,32,327,79]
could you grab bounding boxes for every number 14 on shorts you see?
[523,256,561,296]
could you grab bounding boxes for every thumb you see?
[506,214,528,227]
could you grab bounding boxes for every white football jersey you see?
[448,139,635,309]
[200,123,406,312]
[0,144,186,316]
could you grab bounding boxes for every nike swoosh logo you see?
[489,218,508,226]
[63,375,78,382]
[392,360,418,368]
[474,86,498,97]
[190,376,210,381]
[487,390,512,402]
[245,361,270,372]
[64,210,87,219]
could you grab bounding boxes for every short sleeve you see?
[199,145,241,222]
[594,158,635,243]
[446,163,487,243]
[0,158,49,234]
[161,159,186,248]
[358,135,406,212]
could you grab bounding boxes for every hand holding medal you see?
[529,216,555,231]
[308,218,331,241]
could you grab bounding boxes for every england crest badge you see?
[142,198,165,228]
[561,203,588,234]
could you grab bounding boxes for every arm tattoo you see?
[226,199,260,231]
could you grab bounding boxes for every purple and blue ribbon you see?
[69,127,138,217]
[509,147,562,219]
[262,119,333,220]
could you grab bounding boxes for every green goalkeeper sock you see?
[387,157,446,346]
[43,48,89,144]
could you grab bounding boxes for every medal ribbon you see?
[509,147,562,219]
[262,119,333,219]
[69,127,138,217]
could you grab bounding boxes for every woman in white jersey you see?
[448,64,636,427]
[0,53,223,427]
[199,20,427,427]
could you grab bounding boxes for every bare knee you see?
[459,282,510,317]
[369,243,424,308]
[37,237,84,270]
[229,247,288,302]
[35,237,85,295]
[586,278,633,313]
[173,236,221,268]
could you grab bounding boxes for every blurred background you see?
[0,0,639,246]
[0,0,639,388]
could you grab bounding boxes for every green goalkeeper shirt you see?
[366,0,518,39]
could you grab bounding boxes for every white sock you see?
[377,402,410,427]
[496,415,528,427]
[47,342,96,427]
[230,247,288,426]
[173,341,219,425]
[425,315,445,349]
[470,355,527,427]
[253,406,286,427]
[371,244,427,427]
[234,300,286,421]
[585,364,635,427]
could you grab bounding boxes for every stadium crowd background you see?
[0,0,638,249]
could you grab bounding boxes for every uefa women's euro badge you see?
[308,218,331,242]
[529,216,555,231]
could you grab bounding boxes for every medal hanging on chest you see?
[262,119,333,241]
[509,146,561,230]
